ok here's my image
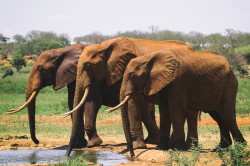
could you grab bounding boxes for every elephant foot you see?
[169,138,187,150]
[86,132,103,148]
[74,138,88,148]
[87,137,103,148]
[217,142,231,149]
[133,140,147,149]
[186,138,198,149]
[145,135,160,144]
[156,142,169,150]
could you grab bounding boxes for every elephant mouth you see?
[6,90,39,114]
[62,86,90,117]
[105,95,131,113]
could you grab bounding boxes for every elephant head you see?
[6,43,86,144]
[106,50,180,156]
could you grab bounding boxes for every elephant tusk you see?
[62,87,90,118]
[6,91,38,114]
[105,95,130,113]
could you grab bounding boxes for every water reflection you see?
[0,149,130,166]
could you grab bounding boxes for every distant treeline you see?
[0,28,250,73]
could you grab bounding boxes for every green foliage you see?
[217,143,250,166]
[7,31,71,57]
[57,155,90,166]
[1,66,14,78]
[205,33,228,54]
[0,42,17,59]
[235,45,250,63]
[236,78,250,115]
[0,33,10,43]
[226,54,248,70]
[10,55,26,72]
[73,32,110,44]
[34,41,64,55]
[239,68,249,75]
[13,34,26,44]
[165,140,204,166]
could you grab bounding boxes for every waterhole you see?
[0,149,131,165]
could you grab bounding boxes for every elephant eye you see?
[129,73,135,79]
[38,66,44,72]
[84,62,91,70]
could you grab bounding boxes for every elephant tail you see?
[198,111,202,121]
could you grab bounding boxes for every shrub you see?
[217,143,250,166]
[227,54,248,71]
[1,67,14,78]
[10,56,26,72]
[239,68,249,75]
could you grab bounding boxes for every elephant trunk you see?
[26,90,39,144]
[120,93,135,157]
[66,83,86,156]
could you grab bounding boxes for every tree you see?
[0,43,16,59]
[205,33,228,54]
[235,45,250,63]
[188,31,206,51]
[14,31,71,56]
[0,34,10,43]
[73,32,109,44]
[34,41,64,55]
[11,56,26,72]
[13,34,26,44]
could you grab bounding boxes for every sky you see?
[1,0,250,41]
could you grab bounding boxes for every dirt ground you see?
[0,115,249,166]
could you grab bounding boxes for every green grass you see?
[236,77,250,115]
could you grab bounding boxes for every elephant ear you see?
[104,38,137,86]
[144,50,180,96]
[54,44,86,90]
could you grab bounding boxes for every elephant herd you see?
[6,37,247,157]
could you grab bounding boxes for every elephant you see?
[5,44,89,146]
[107,48,247,156]
[64,37,220,156]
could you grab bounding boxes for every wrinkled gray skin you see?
[119,49,246,156]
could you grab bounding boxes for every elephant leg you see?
[84,101,103,147]
[156,94,171,150]
[84,83,103,147]
[209,111,232,148]
[218,102,246,145]
[186,109,199,149]
[169,108,186,150]
[67,81,87,147]
[141,101,160,144]
[167,84,187,150]
[129,95,147,149]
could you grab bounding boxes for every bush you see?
[10,56,26,72]
[226,54,248,71]
[1,67,14,78]
[235,45,250,63]
[217,143,250,166]
[239,68,249,75]
[34,41,64,55]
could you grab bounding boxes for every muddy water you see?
[0,149,131,165]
